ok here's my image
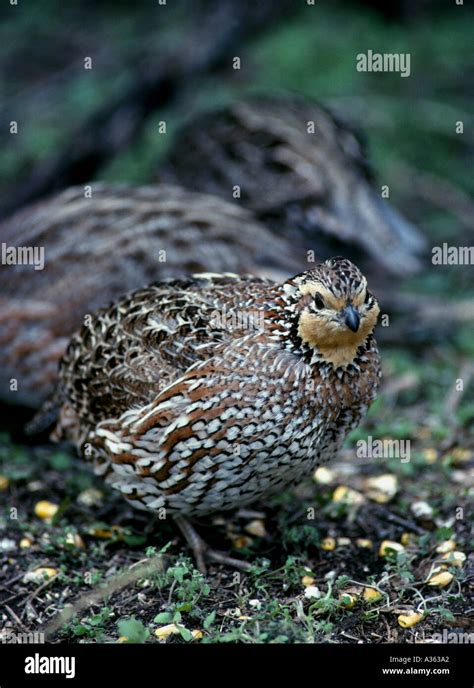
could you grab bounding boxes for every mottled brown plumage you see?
[0,183,298,409]
[159,96,425,274]
[55,258,381,567]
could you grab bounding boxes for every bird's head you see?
[281,257,379,367]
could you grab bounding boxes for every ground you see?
[1,347,472,643]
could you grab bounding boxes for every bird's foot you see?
[174,515,251,575]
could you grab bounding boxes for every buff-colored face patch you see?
[297,279,379,367]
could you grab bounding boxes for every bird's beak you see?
[342,304,360,332]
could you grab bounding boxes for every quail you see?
[54,257,381,572]
[159,95,425,275]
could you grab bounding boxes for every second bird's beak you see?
[342,304,360,332]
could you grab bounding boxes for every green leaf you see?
[179,627,193,642]
[438,608,455,622]
[173,566,186,583]
[203,611,216,630]
[177,602,193,613]
[154,612,172,624]
[89,615,105,626]
[117,618,150,643]
[435,527,454,542]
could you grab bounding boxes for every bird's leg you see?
[174,515,208,574]
[173,515,252,575]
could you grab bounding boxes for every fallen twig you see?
[42,553,166,638]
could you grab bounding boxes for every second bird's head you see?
[280,257,380,367]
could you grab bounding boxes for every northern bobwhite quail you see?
[158,95,425,275]
[0,183,300,411]
[54,257,381,572]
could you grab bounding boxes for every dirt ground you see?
[1,379,472,644]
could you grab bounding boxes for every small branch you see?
[443,361,474,423]
[42,553,166,638]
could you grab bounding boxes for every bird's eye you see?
[314,294,325,309]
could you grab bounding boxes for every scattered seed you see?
[0,538,16,552]
[398,611,423,628]
[23,567,58,584]
[321,537,336,551]
[34,500,59,522]
[440,551,466,568]
[339,593,357,608]
[356,538,373,548]
[313,467,335,485]
[88,525,123,539]
[363,587,383,603]
[365,474,398,503]
[230,535,253,549]
[423,449,437,464]
[77,488,103,507]
[449,448,472,465]
[379,540,405,557]
[427,571,453,587]
[27,481,44,492]
[411,501,433,520]
[65,533,85,549]
[154,624,180,640]
[244,519,266,537]
[304,586,321,600]
[436,540,456,554]
[332,485,364,506]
